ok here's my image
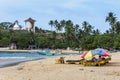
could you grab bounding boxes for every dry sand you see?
[0,51,120,80]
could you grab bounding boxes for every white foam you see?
[0,57,26,59]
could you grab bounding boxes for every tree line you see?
[0,12,120,50]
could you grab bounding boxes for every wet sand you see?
[0,58,44,68]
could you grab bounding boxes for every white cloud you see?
[60,0,89,10]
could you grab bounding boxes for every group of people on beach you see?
[91,56,104,62]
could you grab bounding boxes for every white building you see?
[13,20,20,30]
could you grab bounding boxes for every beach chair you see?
[83,59,106,66]
[83,61,95,66]
[79,59,85,64]
[65,59,85,64]
[94,56,112,66]
[95,60,106,66]
[83,56,111,66]
[104,56,111,63]
[66,60,80,64]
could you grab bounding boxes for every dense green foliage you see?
[0,12,120,50]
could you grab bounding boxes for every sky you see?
[0,0,120,33]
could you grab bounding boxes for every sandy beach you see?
[0,51,120,80]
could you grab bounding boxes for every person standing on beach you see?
[78,48,81,54]
[60,57,65,64]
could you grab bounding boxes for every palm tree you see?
[63,20,74,46]
[92,29,100,35]
[115,21,120,34]
[53,20,63,33]
[74,24,80,42]
[81,21,94,49]
[82,21,93,36]
[49,20,54,31]
[105,12,117,34]
[82,21,88,34]
[87,25,93,34]
[60,20,66,29]
[54,20,59,32]
[65,20,73,39]
[105,30,110,34]
[60,20,66,40]
[74,24,79,34]
[74,24,82,48]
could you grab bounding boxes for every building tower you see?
[24,17,36,33]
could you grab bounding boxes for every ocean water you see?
[0,51,57,58]
[0,51,60,68]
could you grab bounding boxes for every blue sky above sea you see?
[0,0,120,33]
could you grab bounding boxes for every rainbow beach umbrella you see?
[81,51,88,58]
[81,50,98,59]
[94,48,110,56]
